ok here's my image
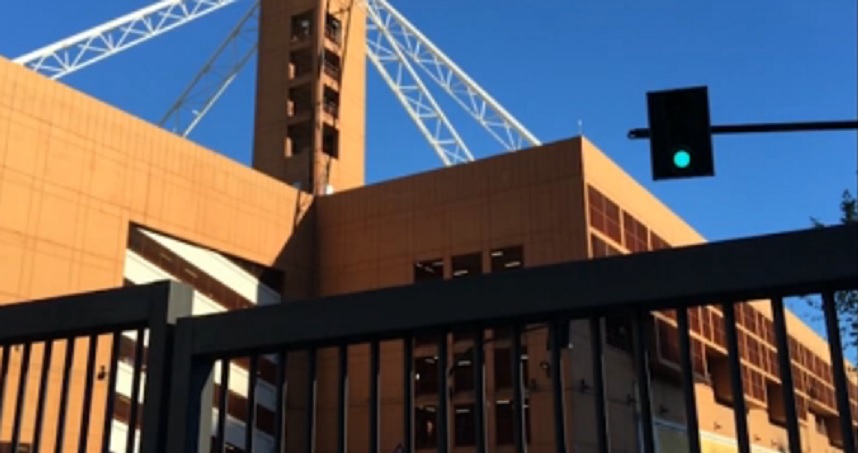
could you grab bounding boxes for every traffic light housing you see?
[646,86,715,180]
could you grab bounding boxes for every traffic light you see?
[646,86,715,180]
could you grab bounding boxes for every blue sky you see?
[2,1,856,349]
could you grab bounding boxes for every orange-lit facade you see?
[0,1,856,451]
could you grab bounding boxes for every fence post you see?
[162,316,216,453]
[136,281,195,453]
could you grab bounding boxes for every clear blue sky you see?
[2,1,856,346]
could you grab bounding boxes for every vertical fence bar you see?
[632,309,656,453]
[473,330,487,453]
[436,333,449,453]
[163,322,215,453]
[0,345,10,435]
[306,348,318,453]
[770,297,802,453]
[127,329,146,453]
[589,317,611,453]
[722,302,752,453]
[10,342,32,452]
[511,325,528,453]
[54,337,76,453]
[274,352,288,453]
[403,337,415,453]
[246,355,259,452]
[101,333,122,453]
[141,281,196,453]
[78,334,99,453]
[216,359,230,453]
[337,344,349,453]
[549,321,568,453]
[33,340,54,453]
[369,341,381,453]
[822,291,857,453]
[676,308,702,453]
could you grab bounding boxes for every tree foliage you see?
[808,190,857,349]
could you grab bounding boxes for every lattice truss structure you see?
[14,0,542,167]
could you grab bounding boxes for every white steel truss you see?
[365,3,474,166]
[159,1,259,137]
[367,0,541,151]
[13,0,238,80]
[15,0,542,167]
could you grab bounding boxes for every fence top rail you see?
[0,281,191,345]
[181,224,856,357]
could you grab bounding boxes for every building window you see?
[490,246,523,272]
[622,211,649,253]
[451,252,482,278]
[325,13,342,44]
[650,233,670,250]
[452,358,474,392]
[587,186,622,244]
[323,86,340,118]
[454,404,476,446]
[322,124,339,159]
[322,49,342,78]
[414,259,444,282]
[494,347,529,389]
[415,406,437,449]
[495,400,531,445]
[291,11,314,42]
[590,234,621,259]
[415,356,440,396]
[289,48,314,79]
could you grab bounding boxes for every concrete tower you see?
[252,0,366,195]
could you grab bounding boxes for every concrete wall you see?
[297,137,853,453]
[0,56,311,451]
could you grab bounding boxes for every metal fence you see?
[0,281,193,453]
[1,225,856,453]
[159,224,857,453]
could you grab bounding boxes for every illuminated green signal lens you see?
[673,149,691,169]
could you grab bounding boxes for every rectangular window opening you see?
[490,246,524,272]
[454,404,476,446]
[415,405,438,449]
[322,124,339,159]
[289,48,314,79]
[287,122,313,156]
[323,86,340,118]
[288,85,313,117]
[415,356,440,396]
[414,258,444,282]
[291,10,314,42]
[323,49,342,78]
[451,252,482,278]
[325,13,342,44]
[495,399,532,445]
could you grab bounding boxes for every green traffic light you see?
[673,149,691,169]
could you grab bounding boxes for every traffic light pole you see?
[628,120,858,140]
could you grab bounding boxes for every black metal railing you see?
[0,281,193,453]
[159,225,858,453]
[1,226,855,453]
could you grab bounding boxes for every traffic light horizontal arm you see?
[628,120,858,140]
